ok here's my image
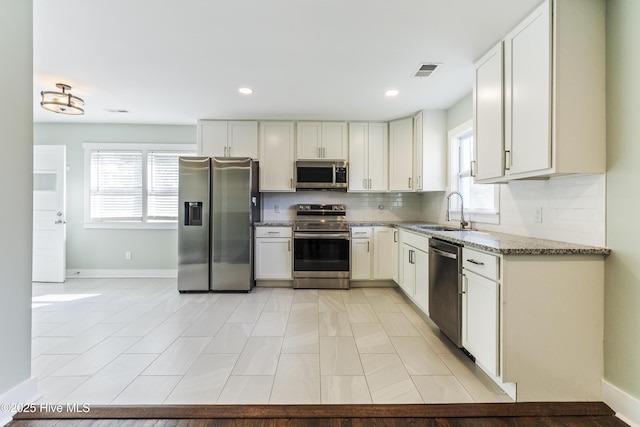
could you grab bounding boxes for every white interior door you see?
[33,145,66,283]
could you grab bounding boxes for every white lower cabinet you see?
[254,227,292,280]
[351,230,371,280]
[350,226,394,281]
[462,269,499,377]
[462,247,500,377]
[398,229,429,313]
[459,245,605,402]
[392,229,399,284]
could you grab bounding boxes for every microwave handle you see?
[332,164,336,185]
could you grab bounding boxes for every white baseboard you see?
[602,379,640,427]
[66,269,177,279]
[0,377,38,426]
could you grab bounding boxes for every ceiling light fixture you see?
[238,87,253,95]
[385,89,399,97]
[40,83,84,115]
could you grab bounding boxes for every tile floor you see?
[31,278,512,405]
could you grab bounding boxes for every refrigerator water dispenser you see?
[184,201,203,226]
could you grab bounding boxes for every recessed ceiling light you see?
[238,87,253,95]
[385,89,399,97]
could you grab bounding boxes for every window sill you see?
[83,222,177,230]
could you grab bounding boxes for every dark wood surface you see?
[9,402,629,427]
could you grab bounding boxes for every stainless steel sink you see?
[415,225,462,232]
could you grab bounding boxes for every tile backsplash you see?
[422,174,606,247]
[261,192,428,223]
[261,174,606,247]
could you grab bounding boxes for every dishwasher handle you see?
[430,247,458,260]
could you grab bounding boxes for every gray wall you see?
[446,92,472,131]
[0,0,33,397]
[34,123,196,273]
[605,0,640,401]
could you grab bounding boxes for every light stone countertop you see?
[254,222,294,227]
[255,221,610,255]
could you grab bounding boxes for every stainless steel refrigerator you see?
[178,157,260,292]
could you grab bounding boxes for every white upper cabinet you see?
[505,2,552,176]
[474,0,605,182]
[322,122,348,160]
[259,121,295,192]
[348,122,388,192]
[296,122,321,160]
[473,43,505,182]
[413,110,446,191]
[197,120,258,158]
[296,122,347,160]
[388,117,414,191]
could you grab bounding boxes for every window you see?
[449,120,499,224]
[83,143,196,228]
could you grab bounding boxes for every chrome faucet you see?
[446,191,469,230]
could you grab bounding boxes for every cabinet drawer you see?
[351,227,372,239]
[255,226,292,238]
[399,229,429,252]
[463,248,499,281]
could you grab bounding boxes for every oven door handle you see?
[294,232,350,240]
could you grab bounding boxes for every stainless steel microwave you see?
[296,161,348,190]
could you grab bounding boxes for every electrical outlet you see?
[125,251,132,260]
[535,207,543,223]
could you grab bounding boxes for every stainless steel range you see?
[293,204,350,289]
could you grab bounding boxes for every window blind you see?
[90,150,143,221]
[147,151,179,221]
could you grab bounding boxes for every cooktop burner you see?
[294,204,348,232]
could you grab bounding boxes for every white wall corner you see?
[602,379,640,427]
[0,377,38,426]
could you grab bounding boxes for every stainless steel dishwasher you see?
[428,238,463,347]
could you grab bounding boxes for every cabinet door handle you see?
[471,160,476,178]
[288,240,291,252]
[367,241,370,253]
[409,250,415,264]
[322,147,326,158]
[408,177,412,189]
[467,259,485,266]
[290,178,293,189]
[268,231,280,235]
[368,178,372,189]
[504,150,511,171]
[393,230,398,242]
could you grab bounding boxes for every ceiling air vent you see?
[414,63,440,77]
